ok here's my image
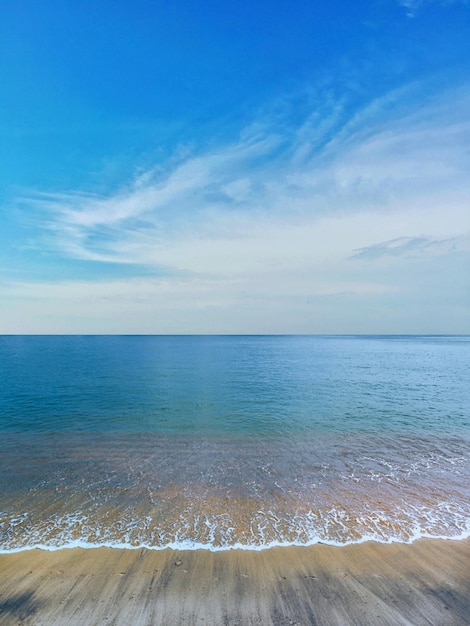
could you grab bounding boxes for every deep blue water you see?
[1,335,468,435]
[0,335,469,551]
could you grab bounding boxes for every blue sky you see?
[1,0,469,333]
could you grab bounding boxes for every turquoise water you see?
[0,335,469,551]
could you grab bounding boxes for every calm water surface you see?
[0,335,469,551]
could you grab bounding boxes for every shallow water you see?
[1,335,469,551]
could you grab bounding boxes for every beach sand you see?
[0,539,469,625]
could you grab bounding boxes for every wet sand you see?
[0,539,469,625]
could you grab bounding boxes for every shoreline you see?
[1,538,469,625]
[1,531,470,555]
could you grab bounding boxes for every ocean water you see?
[0,335,469,552]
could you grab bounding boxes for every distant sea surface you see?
[0,335,469,552]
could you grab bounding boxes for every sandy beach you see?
[0,538,468,625]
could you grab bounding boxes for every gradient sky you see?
[1,0,469,333]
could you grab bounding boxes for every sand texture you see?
[0,539,469,625]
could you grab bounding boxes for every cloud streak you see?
[399,0,470,17]
[351,236,460,260]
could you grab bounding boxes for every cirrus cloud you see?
[5,81,470,333]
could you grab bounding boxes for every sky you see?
[0,0,469,334]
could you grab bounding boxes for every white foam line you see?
[1,527,470,555]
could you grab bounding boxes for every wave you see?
[2,502,469,554]
[2,530,470,555]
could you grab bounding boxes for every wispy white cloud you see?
[6,82,470,333]
[399,0,470,17]
[25,129,284,265]
[24,83,470,270]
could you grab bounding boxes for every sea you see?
[0,335,469,553]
